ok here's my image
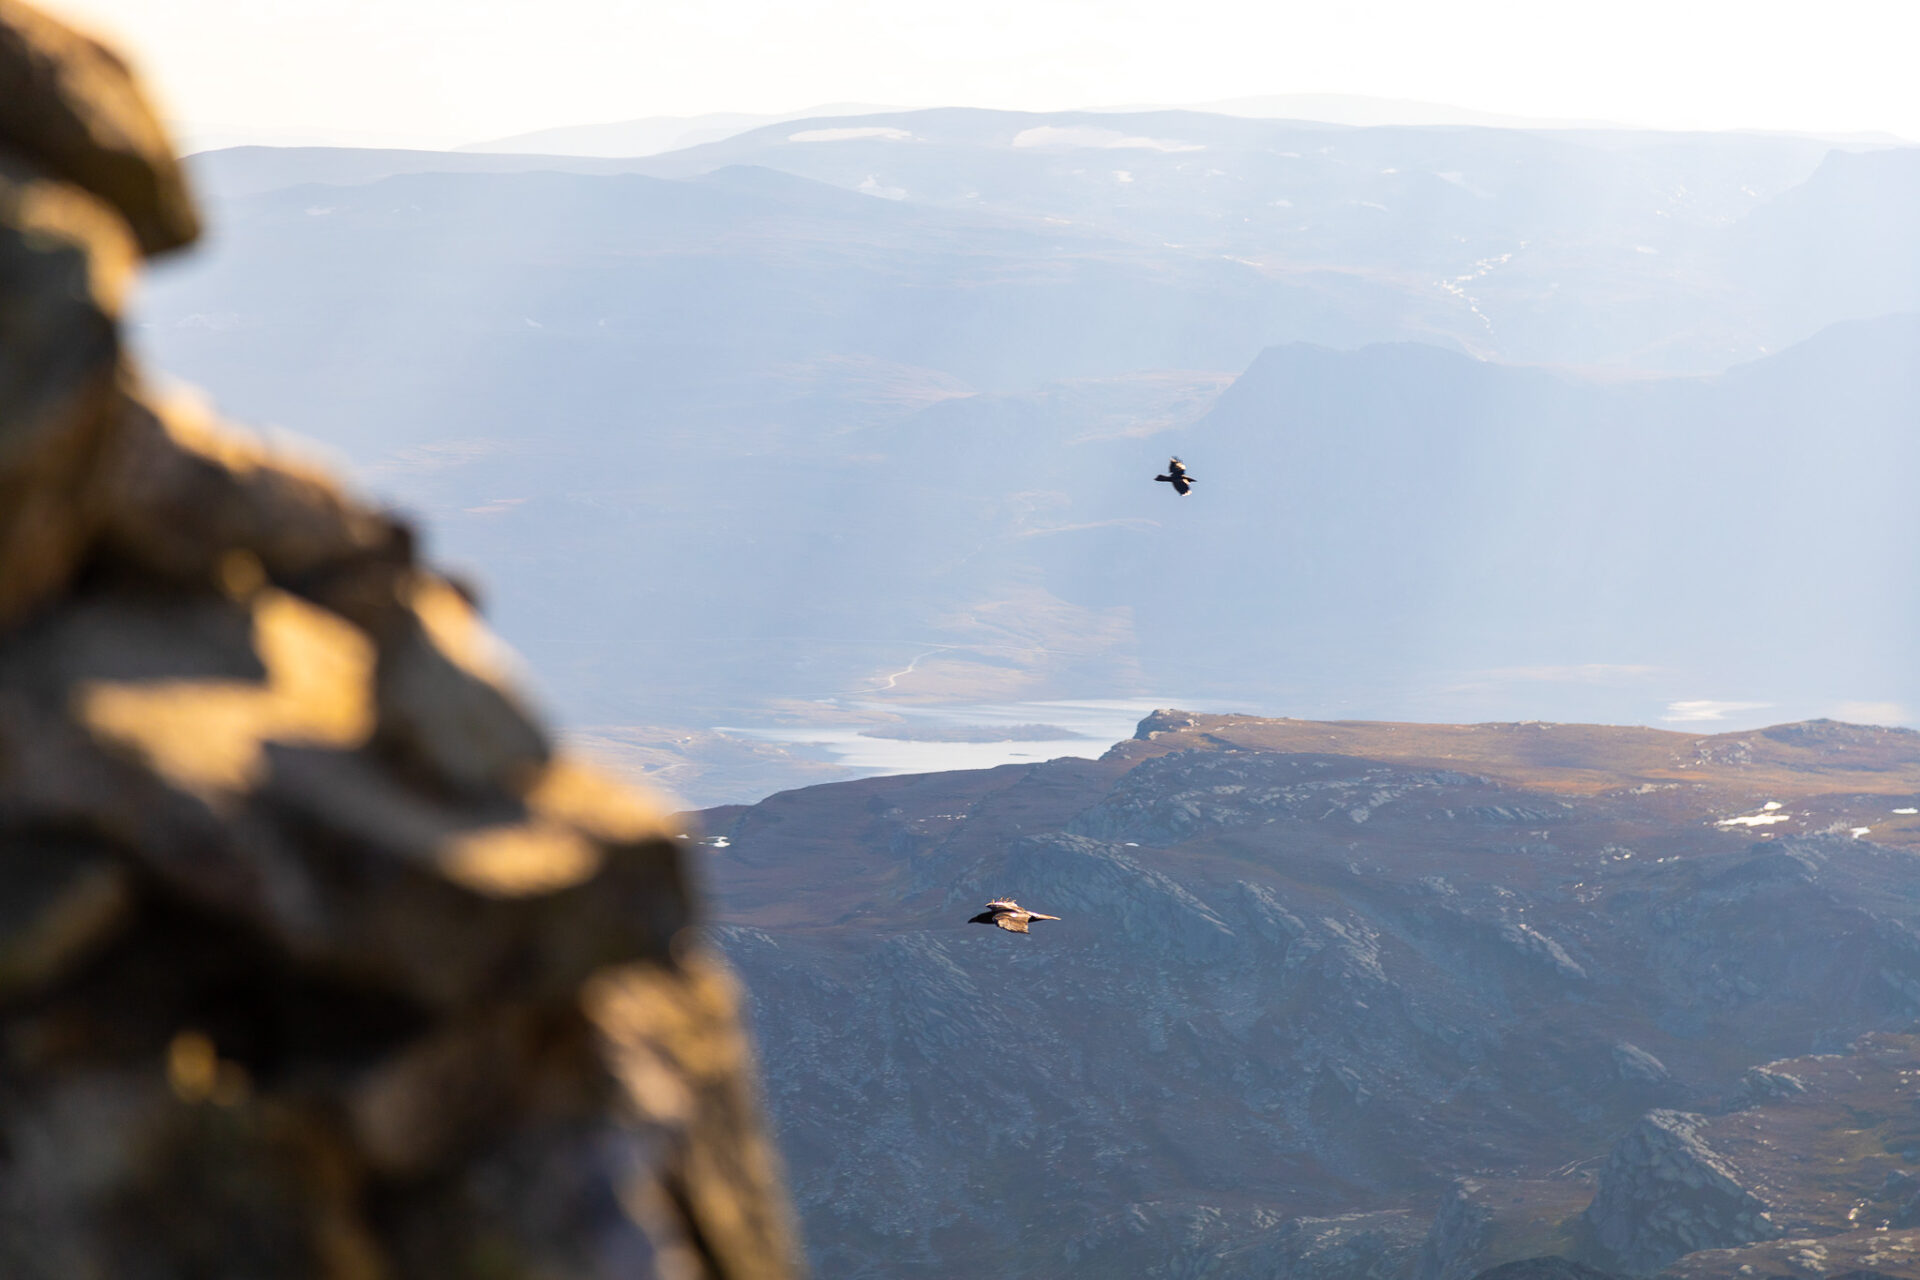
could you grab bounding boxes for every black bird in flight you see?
[1155,456,1195,495]
[968,898,1062,934]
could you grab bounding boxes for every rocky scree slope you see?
[696,711,1920,1278]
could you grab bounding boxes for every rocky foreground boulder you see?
[0,3,797,1275]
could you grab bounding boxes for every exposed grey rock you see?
[1231,879,1313,952]
[1003,832,1237,961]
[1584,1110,1780,1274]
[1061,1202,1427,1280]
[1224,1209,1429,1280]
[1496,920,1590,981]
[1135,708,1202,739]
[1069,747,1481,846]
[1612,1043,1671,1086]
[1417,1179,1501,1280]
[1730,1065,1807,1107]
[1468,1259,1624,1280]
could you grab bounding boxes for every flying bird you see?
[1154,456,1195,496]
[968,898,1061,934]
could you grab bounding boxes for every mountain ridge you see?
[693,710,1920,1277]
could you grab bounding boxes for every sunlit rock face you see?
[700,712,1920,1278]
[0,4,797,1276]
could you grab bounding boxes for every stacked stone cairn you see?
[0,3,799,1275]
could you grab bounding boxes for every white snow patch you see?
[856,174,907,200]
[1852,827,1872,839]
[1895,808,1918,815]
[1011,125,1202,152]
[788,126,912,143]
[1762,801,1783,811]
[1716,812,1792,828]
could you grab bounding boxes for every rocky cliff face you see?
[1583,1110,1781,1271]
[698,712,1920,1278]
[0,4,796,1275]
[1603,1033,1920,1279]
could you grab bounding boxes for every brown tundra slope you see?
[694,711,1920,1279]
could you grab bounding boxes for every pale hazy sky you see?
[59,0,1920,149]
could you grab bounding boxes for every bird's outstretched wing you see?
[993,915,1031,933]
[1025,912,1061,922]
[984,899,1021,912]
[1170,477,1191,495]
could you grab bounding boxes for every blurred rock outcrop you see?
[0,3,798,1275]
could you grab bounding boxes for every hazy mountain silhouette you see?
[1723,147,1920,338]
[451,96,1640,161]
[186,144,696,198]
[457,104,898,157]
[138,118,1920,799]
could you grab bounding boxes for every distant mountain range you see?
[137,110,1920,803]
[695,710,1920,1277]
[456,103,899,158]
[452,94,1907,159]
